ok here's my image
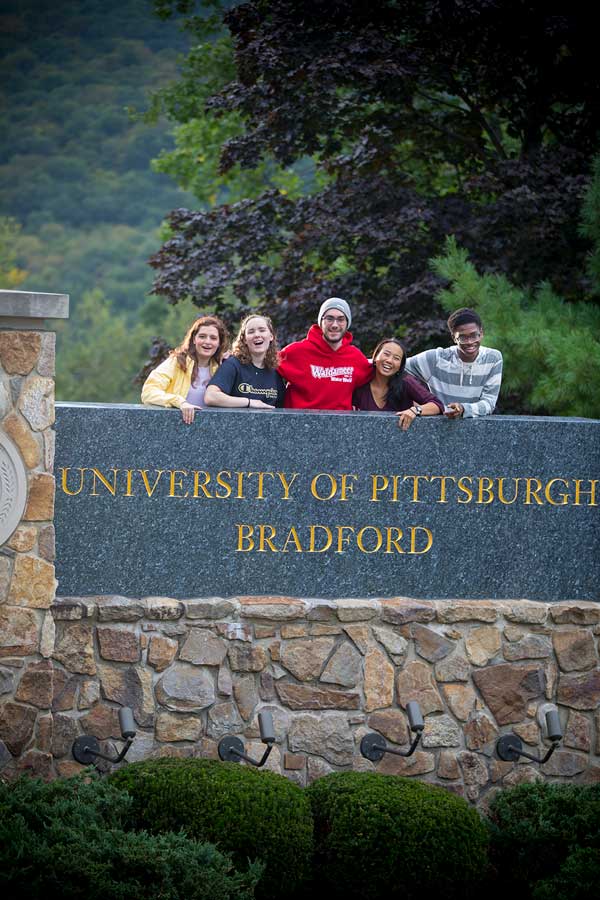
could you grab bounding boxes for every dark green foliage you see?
[533,847,600,900]
[0,0,196,358]
[110,756,314,899]
[0,0,192,231]
[487,782,600,899]
[306,771,489,900]
[0,774,260,900]
[580,153,600,294]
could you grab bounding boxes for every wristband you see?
[247,398,251,408]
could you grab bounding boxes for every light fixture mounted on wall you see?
[360,701,425,762]
[496,708,563,764]
[218,710,275,767]
[72,707,136,767]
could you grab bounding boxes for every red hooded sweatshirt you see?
[278,324,373,409]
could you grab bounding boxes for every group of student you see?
[141,297,503,428]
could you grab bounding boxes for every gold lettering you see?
[429,475,457,503]
[236,471,245,499]
[281,527,303,552]
[258,524,278,552]
[545,478,570,506]
[391,475,402,502]
[246,471,274,499]
[357,526,383,554]
[124,469,134,497]
[236,524,254,551]
[308,525,332,552]
[402,475,429,502]
[139,469,165,498]
[336,525,355,553]
[498,477,520,505]
[477,477,494,504]
[409,526,433,554]
[311,473,337,501]
[215,471,232,499]
[192,470,212,498]
[91,467,118,497]
[60,467,87,496]
[169,470,188,498]
[385,526,404,553]
[339,474,359,500]
[525,477,543,505]
[573,479,598,506]
[277,472,299,500]
[457,476,473,503]
[370,474,389,502]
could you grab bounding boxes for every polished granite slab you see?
[54,404,600,601]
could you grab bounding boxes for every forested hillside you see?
[0,0,198,399]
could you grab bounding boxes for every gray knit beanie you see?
[317,297,352,328]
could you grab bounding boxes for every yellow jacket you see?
[141,355,218,409]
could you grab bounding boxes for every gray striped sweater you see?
[404,346,503,417]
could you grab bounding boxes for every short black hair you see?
[447,307,482,334]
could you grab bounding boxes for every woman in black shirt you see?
[205,314,285,409]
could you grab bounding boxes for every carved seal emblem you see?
[0,429,27,545]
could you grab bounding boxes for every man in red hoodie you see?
[278,298,373,409]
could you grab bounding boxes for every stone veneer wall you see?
[0,329,57,669]
[1,594,599,807]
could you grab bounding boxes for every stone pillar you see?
[0,290,68,776]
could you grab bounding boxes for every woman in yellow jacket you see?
[141,315,230,423]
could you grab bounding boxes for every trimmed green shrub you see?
[487,782,600,899]
[0,774,260,900]
[110,757,314,899]
[306,771,489,899]
[533,847,600,900]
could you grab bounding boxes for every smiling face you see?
[321,310,348,347]
[244,316,273,358]
[453,323,483,362]
[193,325,221,363]
[374,341,404,379]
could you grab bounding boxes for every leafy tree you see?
[580,153,600,293]
[55,289,150,402]
[18,222,160,314]
[147,2,313,208]
[0,217,27,287]
[150,1,599,362]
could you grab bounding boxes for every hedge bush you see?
[306,771,489,899]
[0,774,260,900]
[110,757,314,899]
[487,782,600,898]
[533,847,600,900]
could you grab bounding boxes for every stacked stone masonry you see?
[1,594,599,808]
[0,331,57,697]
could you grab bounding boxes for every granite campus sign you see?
[54,404,599,602]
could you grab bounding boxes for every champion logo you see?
[310,365,354,379]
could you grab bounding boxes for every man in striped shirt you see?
[405,308,503,418]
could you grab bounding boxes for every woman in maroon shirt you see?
[352,338,443,430]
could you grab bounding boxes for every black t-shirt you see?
[209,357,285,407]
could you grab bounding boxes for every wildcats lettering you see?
[309,364,354,382]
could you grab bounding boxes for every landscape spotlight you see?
[72,706,137,767]
[218,710,275,767]
[496,707,563,764]
[360,701,425,762]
